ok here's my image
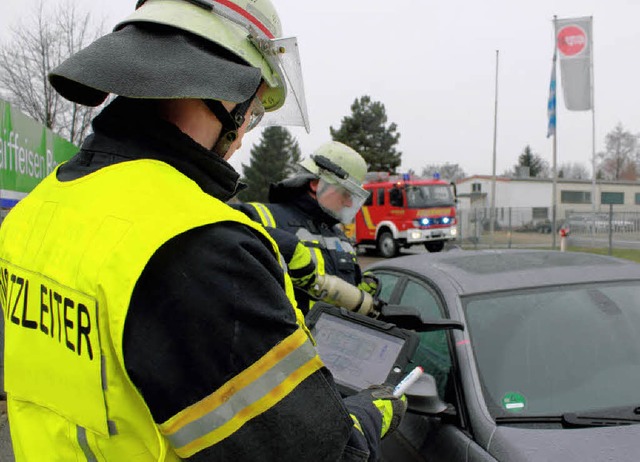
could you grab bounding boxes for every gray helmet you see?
[49,0,309,131]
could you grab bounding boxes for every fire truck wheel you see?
[424,241,445,253]
[377,231,398,258]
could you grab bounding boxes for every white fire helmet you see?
[298,141,369,224]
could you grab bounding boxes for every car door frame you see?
[373,268,496,461]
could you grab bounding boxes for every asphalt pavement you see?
[0,314,12,461]
[0,404,12,462]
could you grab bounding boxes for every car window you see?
[399,280,441,319]
[389,187,403,207]
[399,280,452,398]
[464,281,640,417]
[376,272,400,303]
[363,190,373,206]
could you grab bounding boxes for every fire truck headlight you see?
[451,228,458,236]
[410,231,422,240]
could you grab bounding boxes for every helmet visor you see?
[254,36,310,133]
[316,178,369,224]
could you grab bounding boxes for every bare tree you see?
[557,162,590,180]
[421,163,466,181]
[597,123,639,181]
[0,1,104,145]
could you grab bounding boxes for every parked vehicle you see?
[567,213,634,233]
[369,249,640,462]
[532,218,565,234]
[347,172,457,258]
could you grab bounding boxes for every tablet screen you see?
[311,311,406,391]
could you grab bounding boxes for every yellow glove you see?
[345,384,408,439]
[263,227,318,290]
[288,241,317,290]
[369,385,408,438]
[357,271,380,297]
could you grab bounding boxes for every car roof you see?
[367,249,640,296]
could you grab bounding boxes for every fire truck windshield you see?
[406,185,454,208]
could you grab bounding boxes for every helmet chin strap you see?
[204,88,258,157]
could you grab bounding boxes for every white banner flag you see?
[555,16,593,111]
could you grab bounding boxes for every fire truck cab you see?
[349,172,457,257]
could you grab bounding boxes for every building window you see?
[472,183,482,193]
[601,192,624,205]
[635,193,640,205]
[561,190,591,204]
[532,207,549,220]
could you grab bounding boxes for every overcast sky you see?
[2,0,640,178]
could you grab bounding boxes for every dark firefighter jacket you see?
[0,98,385,461]
[234,187,363,314]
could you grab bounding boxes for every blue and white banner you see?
[547,49,557,138]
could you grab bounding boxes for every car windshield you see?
[463,281,640,419]
[406,185,454,208]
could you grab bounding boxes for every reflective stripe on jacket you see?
[0,159,317,460]
[247,201,358,282]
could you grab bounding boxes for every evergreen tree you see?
[330,95,401,173]
[514,145,549,178]
[238,127,301,202]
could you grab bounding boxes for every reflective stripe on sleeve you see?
[311,246,325,275]
[248,203,276,228]
[159,329,323,458]
[349,414,364,435]
[373,398,393,438]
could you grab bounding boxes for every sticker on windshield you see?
[502,392,527,412]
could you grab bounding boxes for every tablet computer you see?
[306,303,420,396]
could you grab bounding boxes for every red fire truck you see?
[347,172,457,257]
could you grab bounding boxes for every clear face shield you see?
[251,36,310,133]
[316,177,369,224]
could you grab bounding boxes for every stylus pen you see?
[393,366,423,397]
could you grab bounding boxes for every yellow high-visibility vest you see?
[0,159,315,460]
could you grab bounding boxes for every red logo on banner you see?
[557,25,587,56]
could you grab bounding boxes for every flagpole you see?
[490,49,499,248]
[548,16,558,249]
[551,16,558,249]
[586,16,596,247]
[590,15,597,222]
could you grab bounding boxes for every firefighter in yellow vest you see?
[0,1,405,460]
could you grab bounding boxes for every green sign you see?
[0,99,78,207]
[601,192,624,205]
[502,391,527,412]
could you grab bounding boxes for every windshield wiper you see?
[562,405,640,428]
[495,415,563,425]
[495,406,640,428]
